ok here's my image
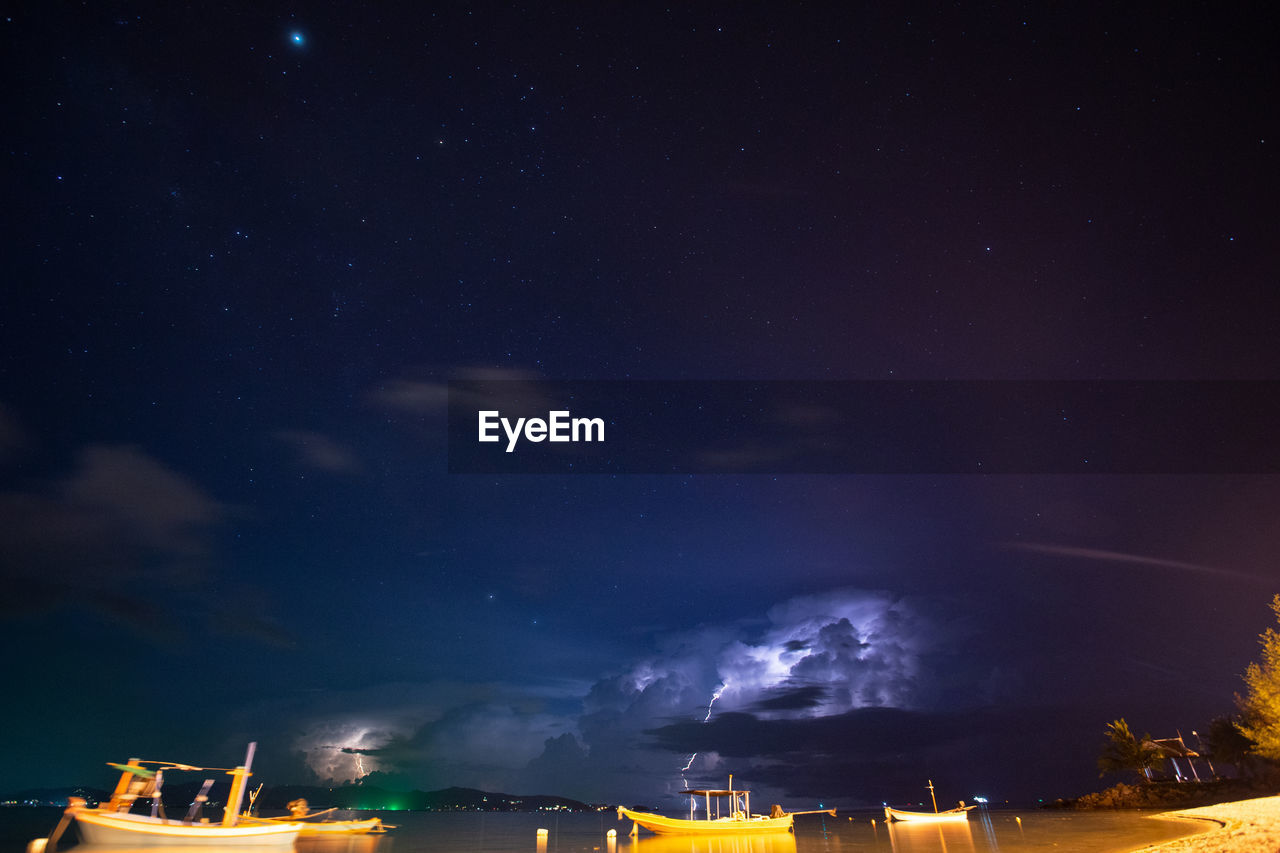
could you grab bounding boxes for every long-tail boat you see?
[617,776,833,836]
[30,743,301,850]
[883,779,975,823]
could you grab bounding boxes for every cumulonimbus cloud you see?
[283,589,933,803]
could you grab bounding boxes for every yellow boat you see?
[617,805,795,836]
[617,777,833,836]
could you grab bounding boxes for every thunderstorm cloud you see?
[284,588,940,805]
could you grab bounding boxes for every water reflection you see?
[625,831,798,853]
[886,820,976,853]
[69,848,295,853]
[62,835,392,853]
[297,832,390,853]
[13,809,1202,853]
[972,810,1001,851]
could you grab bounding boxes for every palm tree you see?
[1097,718,1163,783]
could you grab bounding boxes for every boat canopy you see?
[678,789,748,797]
[107,763,155,778]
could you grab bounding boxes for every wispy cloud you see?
[62,445,223,556]
[1,444,223,592]
[1004,541,1263,583]
[366,378,450,415]
[273,429,363,474]
[367,367,544,415]
[0,442,291,645]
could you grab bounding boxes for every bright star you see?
[289,31,305,47]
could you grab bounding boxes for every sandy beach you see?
[1132,795,1280,852]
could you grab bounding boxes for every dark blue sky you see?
[2,2,1277,809]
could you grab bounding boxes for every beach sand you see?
[1132,794,1280,852]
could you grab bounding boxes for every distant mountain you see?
[256,784,593,812]
[3,782,593,813]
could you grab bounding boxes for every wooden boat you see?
[71,808,303,846]
[30,743,301,851]
[883,780,974,823]
[617,805,796,836]
[237,795,388,835]
[295,816,386,835]
[617,776,833,836]
[239,814,387,835]
[883,804,974,823]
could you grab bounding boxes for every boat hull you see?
[237,814,386,835]
[619,807,794,835]
[883,806,972,823]
[298,817,385,835]
[74,809,302,847]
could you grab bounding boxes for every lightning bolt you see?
[703,683,726,721]
[354,753,366,778]
[680,682,727,797]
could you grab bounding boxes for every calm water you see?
[3,807,1199,853]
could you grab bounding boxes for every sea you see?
[1,807,1200,853]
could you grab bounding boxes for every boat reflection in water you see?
[622,831,798,853]
[886,818,976,853]
[64,848,303,853]
[62,836,390,853]
[296,831,389,853]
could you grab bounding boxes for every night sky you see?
[3,2,1278,810]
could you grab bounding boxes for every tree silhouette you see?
[1097,718,1162,783]
[1237,594,1280,762]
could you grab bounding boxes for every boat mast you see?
[221,743,256,827]
[927,779,938,814]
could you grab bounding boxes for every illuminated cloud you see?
[286,680,577,789]
[716,589,924,715]
[529,588,931,802]
[280,589,933,802]
[293,720,395,781]
[587,588,925,730]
